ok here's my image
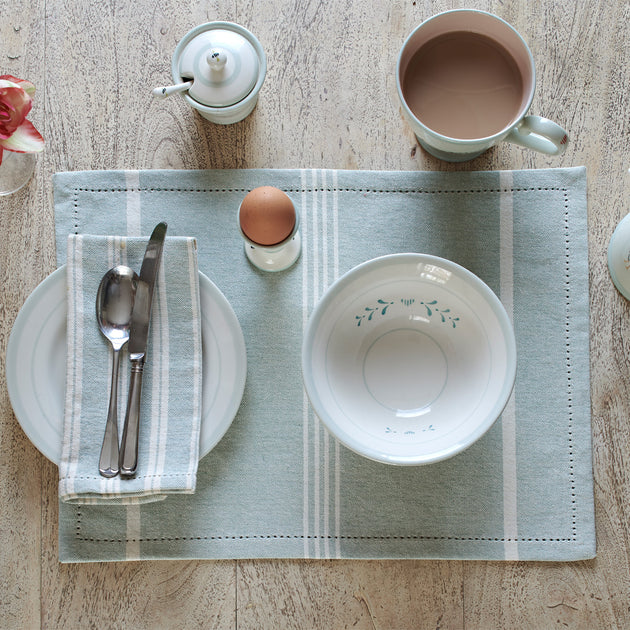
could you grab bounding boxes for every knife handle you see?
[119,358,145,477]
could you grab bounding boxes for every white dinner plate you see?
[6,266,247,464]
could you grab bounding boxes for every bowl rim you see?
[301,252,517,465]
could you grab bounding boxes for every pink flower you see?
[0,75,44,165]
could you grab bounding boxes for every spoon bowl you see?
[96,265,138,478]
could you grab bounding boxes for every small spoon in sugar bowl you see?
[96,265,138,478]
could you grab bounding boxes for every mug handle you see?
[505,116,568,155]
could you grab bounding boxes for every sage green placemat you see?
[53,167,594,562]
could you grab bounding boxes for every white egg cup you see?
[238,207,301,272]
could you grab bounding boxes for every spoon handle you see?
[99,347,121,477]
[151,81,193,98]
[119,357,145,477]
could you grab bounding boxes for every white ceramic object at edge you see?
[608,212,630,300]
[302,253,517,465]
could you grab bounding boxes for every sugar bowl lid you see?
[174,22,261,108]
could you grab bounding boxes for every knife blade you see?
[119,221,167,477]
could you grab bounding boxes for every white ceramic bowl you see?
[302,253,517,465]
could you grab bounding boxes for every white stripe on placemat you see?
[320,170,331,559]
[126,502,141,559]
[302,169,342,559]
[125,170,141,236]
[316,170,342,559]
[500,170,519,560]
[311,169,321,559]
[332,169,339,285]
[301,168,311,558]
[332,170,341,559]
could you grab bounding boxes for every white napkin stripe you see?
[59,240,75,482]
[156,260,170,488]
[100,236,118,497]
[186,238,202,476]
[144,264,164,492]
[65,235,85,498]
[112,235,129,496]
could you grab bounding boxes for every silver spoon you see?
[96,265,138,478]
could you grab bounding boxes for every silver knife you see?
[119,222,167,477]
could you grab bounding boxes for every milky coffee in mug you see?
[396,10,568,162]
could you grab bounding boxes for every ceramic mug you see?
[396,9,568,162]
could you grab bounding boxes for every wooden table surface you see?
[1,0,628,628]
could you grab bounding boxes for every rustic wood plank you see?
[0,0,48,628]
[237,559,463,629]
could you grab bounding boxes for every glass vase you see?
[0,151,37,196]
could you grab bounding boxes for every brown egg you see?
[239,186,296,246]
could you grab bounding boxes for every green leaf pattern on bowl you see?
[385,424,435,436]
[355,298,460,328]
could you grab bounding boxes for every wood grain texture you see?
[0,2,48,629]
[237,560,463,629]
[1,0,629,627]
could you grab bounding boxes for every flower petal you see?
[0,119,44,153]
[0,75,36,96]
[0,86,32,138]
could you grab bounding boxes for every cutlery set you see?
[96,222,167,478]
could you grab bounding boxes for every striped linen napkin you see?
[59,234,202,504]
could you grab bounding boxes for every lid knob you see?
[207,48,228,70]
